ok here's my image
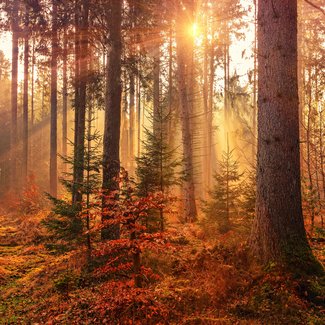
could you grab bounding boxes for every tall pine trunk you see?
[251,0,321,274]
[175,3,197,223]
[62,27,68,165]
[102,0,122,240]
[22,7,29,184]
[50,0,58,197]
[73,0,88,205]
[10,0,19,191]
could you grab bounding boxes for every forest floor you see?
[0,208,324,324]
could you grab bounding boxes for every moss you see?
[281,235,324,277]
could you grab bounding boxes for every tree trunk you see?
[62,27,68,165]
[252,0,257,159]
[102,0,122,240]
[203,2,209,194]
[250,0,321,274]
[208,24,215,183]
[50,0,58,197]
[129,74,135,172]
[10,0,19,191]
[73,4,81,203]
[175,3,197,223]
[73,0,88,205]
[153,45,160,134]
[23,8,29,184]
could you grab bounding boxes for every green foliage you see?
[43,197,83,244]
[43,106,102,252]
[203,143,243,233]
[241,168,256,218]
[135,110,180,197]
[135,105,180,231]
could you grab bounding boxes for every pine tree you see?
[43,103,102,253]
[241,167,256,219]
[135,105,179,231]
[203,139,242,233]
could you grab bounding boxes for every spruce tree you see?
[43,103,101,253]
[241,168,256,219]
[135,104,179,231]
[203,139,243,233]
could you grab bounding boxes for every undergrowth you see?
[0,209,324,324]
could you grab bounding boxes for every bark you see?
[153,45,160,135]
[251,0,321,274]
[137,67,141,157]
[62,28,68,164]
[73,0,88,205]
[102,0,122,240]
[31,38,35,128]
[252,0,257,159]
[73,4,80,202]
[121,75,129,169]
[208,26,215,183]
[306,67,315,229]
[50,0,58,197]
[167,25,175,147]
[128,3,136,173]
[175,3,197,222]
[23,9,29,184]
[129,74,135,171]
[10,0,19,191]
[203,3,209,194]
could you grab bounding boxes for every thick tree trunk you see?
[10,0,19,191]
[251,0,321,274]
[175,4,197,223]
[50,0,58,197]
[102,0,122,240]
[252,0,257,159]
[73,0,88,205]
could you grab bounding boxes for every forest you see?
[0,0,324,323]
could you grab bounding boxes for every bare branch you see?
[304,0,325,16]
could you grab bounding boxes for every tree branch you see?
[304,0,325,16]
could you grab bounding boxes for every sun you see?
[191,22,200,38]
[189,22,203,46]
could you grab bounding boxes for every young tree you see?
[203,139,242,233]
[135,108,179,231]
[250,0,322,274]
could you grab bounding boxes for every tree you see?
[10,0,19,191]
[102,0,123,240]
[250,0,322,274]
[175,0,198,223]
[72,0,89,205]
[135,108,179,232]
[22,4,30,184]
[203,139,242,233]
[50,0,58,197]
